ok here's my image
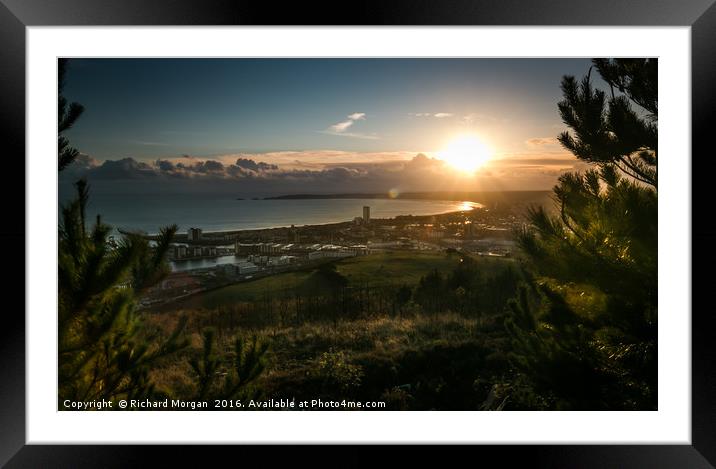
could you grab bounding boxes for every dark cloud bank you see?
[60,153,582,197]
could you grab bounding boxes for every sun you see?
[438,135,493,173]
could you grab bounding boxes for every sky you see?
[61,58,601,194]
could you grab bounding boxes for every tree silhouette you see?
[507,59,658,409]
[557,59,657,187]
[56,63,268,407]
[58,179,188,404]
[58,59,85,171]
[190,329,269,402]
[394,284,412,317]
[56,62,194,404]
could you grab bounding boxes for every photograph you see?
[0,0,710,461]
[57,57,658,412]
[0,0,709,460]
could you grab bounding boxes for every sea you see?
[59,192,481,272]
[71,192,481,235]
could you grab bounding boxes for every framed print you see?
[1,0,714,466]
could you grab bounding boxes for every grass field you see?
[336,250,462,284]
[165,251,512,310]
[148,311,509,409]
[145,250,524,409]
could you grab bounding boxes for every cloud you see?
[404,153,442,169]
[156,159,175,171]
[213,150,417,169]
[321,131,380,140]
[194,160,225,173]
[525,137,560,147]
[61,149,587,193]
[129,140,172,146]
[461,113,510,125]
[160,130,208,136]
[325,112,374,138]
[409,112,453,118]
[71,153,100,168]
[234,158,279,172]
[329,121,355,133]
[60,153,101,179]
[89,158,159,180]
[62,156,278,181]
[410,112,509,123]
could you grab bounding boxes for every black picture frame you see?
[1,0,713,466]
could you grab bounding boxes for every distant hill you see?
[264,191,552,207]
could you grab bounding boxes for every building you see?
[348,245,370,255]
[219,264,237,276]
[397,238,414,249]
[247,254,270,265]
[308,250,355,261]
[235,242,262,255]
[259,243,282,255]
[289,224,300,243]
[220,262,259,275]
[174,245,187,258]
[267,255,296,266]
[362,206,371,224]
[200,246,217,257]
[187,227,203,242]
[237,261,259,275]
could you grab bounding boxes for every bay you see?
[73,193,481,235]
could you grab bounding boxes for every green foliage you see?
[414,269,446,313]
[505,283,625,409]
[190,329,219,400]
[414,257,520,316]
[171,251,464,309]
[312,348,363,394]
[380,386,414,410]
[506,58,658,410]
[190,328,269,401]
[56,63,269,408]
[518,167,657,337]
[592,58,657,117]
[394,284,413,315]
[303,262,349,295]
[58,59,85,171]
[58,180,188,404]
[557,58,657,187]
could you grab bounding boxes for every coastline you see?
[127,202,483,240]
[263,190,549,202]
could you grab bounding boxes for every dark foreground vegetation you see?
[57,58,657,410]
[144,254,527,410]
